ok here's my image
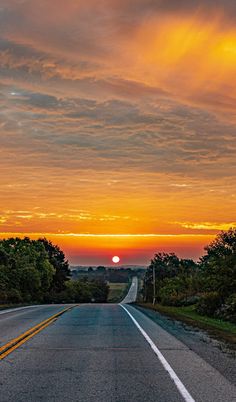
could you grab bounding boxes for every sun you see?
[112,256,120,264]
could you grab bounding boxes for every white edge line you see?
[0,305,40,316]
[120,304,195,402]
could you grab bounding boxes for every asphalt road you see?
[0,305,73,346]
[0,303,235,401]
[121,276,138,304]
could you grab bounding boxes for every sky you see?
[0,0,235,265]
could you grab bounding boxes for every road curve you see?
[0,303,235,402]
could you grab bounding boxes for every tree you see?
[88,267,94,273]
[200,229,236,299]
[0,236,110,304]
[203,228,236,260]
[62,278,109,303]
[0,237,55,302]
[90,279,109,302]
[38,238,71,292]
[96,266,106,273]
[0,249,9,292]
[143,253,198,304]
[144,253,180,302]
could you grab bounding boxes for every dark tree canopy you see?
[0,237,110,304]
[38,238,71,292]
[142,229,236,322]
[200,229,236,298]
[0,237,55,303]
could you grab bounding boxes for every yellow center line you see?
[0,305,77,360]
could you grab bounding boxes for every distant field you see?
[108,283,128,303]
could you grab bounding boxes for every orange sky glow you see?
[0,1,235,265]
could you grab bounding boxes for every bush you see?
[0,290,8,304]
[183,295,201,306]
[160,294,200,307]
[196,292,222,316]
[6,289,22,303]
[160,294,184,306]
[215,294,236,323]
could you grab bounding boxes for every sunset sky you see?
[0,0,235,265]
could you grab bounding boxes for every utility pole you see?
[152,265,156,305]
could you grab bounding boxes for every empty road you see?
[121,276,138,304]
[0,289,235,401]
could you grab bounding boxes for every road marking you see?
[0,306,76,360]
[0,305,40,316]
[120,304,195,402]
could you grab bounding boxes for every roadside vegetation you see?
[137,303,236,345]
[71,265,143,283]
[108,282,130,303]
[71,265,142,303]
[142,229,236,326]
[0,237,109,304]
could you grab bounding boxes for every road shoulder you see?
[124,304,236,402]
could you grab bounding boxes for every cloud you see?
[175,222,236,231]
[2,2,236,116]
[1,84,235,180]
[0,0,235,261]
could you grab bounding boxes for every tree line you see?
[0,237,109,304]
[143,229,236,323]
[71,266,142,283]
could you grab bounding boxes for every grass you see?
[108,282,129,303]
[137,302,236,346]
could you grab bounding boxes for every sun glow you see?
[112,256,120,264]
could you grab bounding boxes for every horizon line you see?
[0,232,216,238]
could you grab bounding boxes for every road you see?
[0,294,235,401]
[120,276,138,304]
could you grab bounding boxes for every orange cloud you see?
[0,1,236,264]
[122,12,236,114]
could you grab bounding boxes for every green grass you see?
[108,283,129,303]
[137,303,236,345]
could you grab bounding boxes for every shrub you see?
[196,292,222,316]
[160,294,183,306]
[215,294,236,323]
[183,295,201,306]
[6,289,22,303]
[0,291,8,304]
[160,294,200,307]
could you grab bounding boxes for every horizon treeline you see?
[143,229,236,323]
[1,230,235,316]
[0,237,109,304]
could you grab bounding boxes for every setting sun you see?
[112,256,120,264]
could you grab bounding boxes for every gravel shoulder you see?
[134,304,236,387]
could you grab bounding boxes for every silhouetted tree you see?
[200,229,236,298]
[38,238,71,292]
